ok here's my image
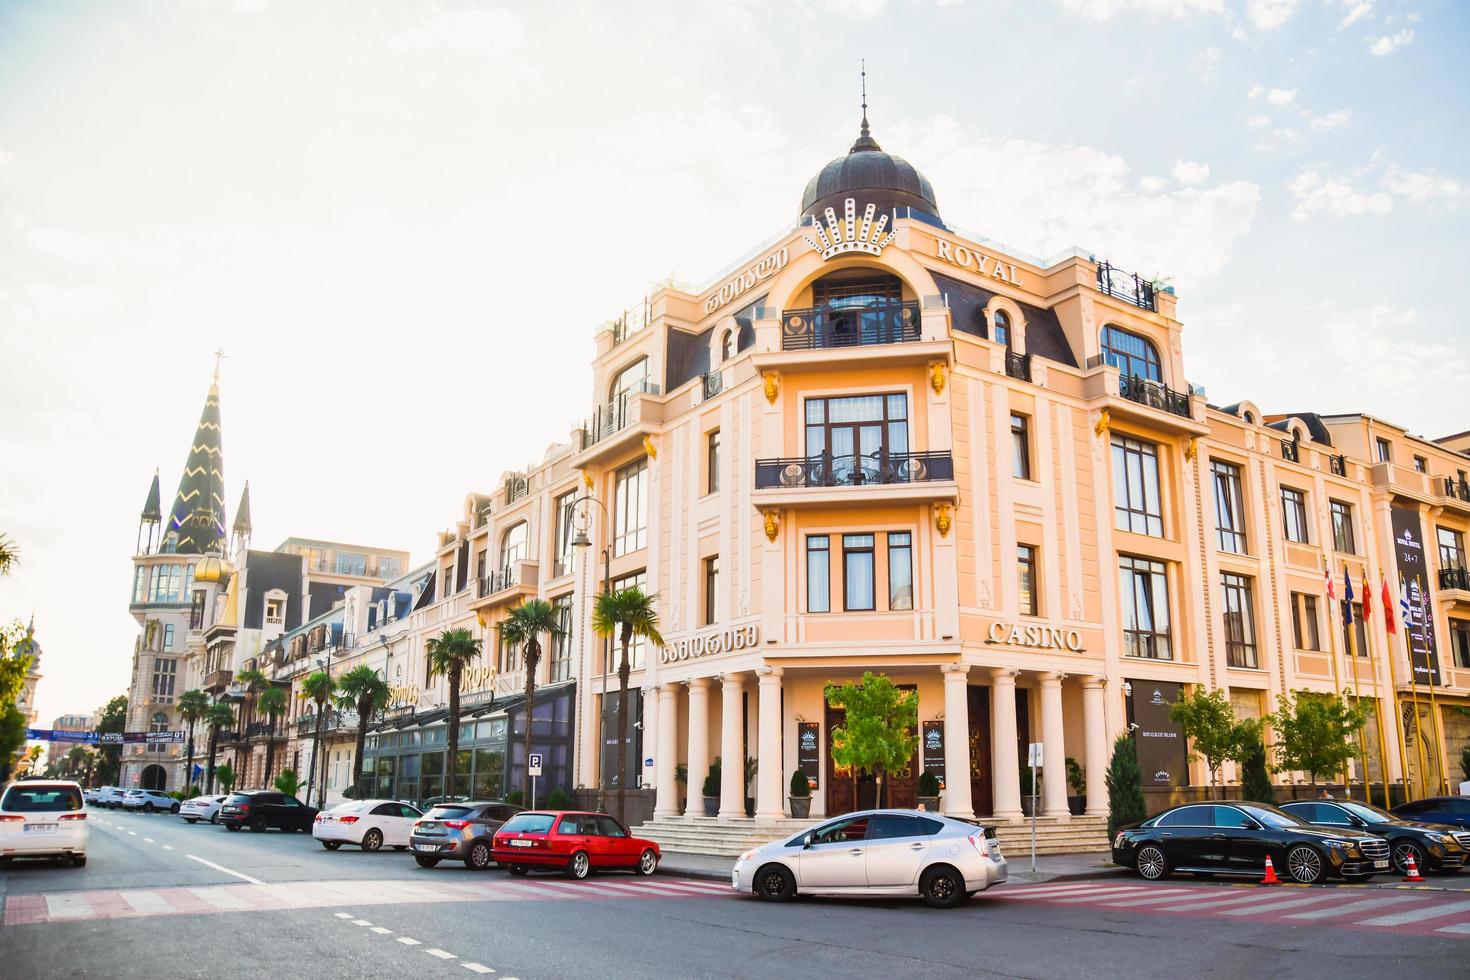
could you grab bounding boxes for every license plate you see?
[1374,860,1389,869]
[24,824,57,833]
[415,843,440,852]
[508,839,533,848]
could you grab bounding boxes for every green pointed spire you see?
[142,468,162,522]
[233,481,252,537]
[165,378,226,554]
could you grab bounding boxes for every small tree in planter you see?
[1105,733,1146,837]
[825,673,918,809]
[1065,757,1086,815]
[701,758,722,816]
[917,770,941,812]
[1169,686,1252,799]
[788,770,812,818]
[1270,689,1367,789]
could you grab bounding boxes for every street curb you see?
[1007,867,1125,886]
[658,863,729,882]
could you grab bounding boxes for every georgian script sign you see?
[29,729,188,744]
[704,247,789,315]
[986,621,1085,652]
[935,238,1023,286]
[658,624,760,664]
[388,683,421,707]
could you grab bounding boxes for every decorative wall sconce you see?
[929,362,946,395]
[763,372,779,405]
[762,509,780,542]
[932,503,952,538]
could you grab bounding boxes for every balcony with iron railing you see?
[1083,363,1205,436]
[202,668,233,692]
[1280,439,1300,463]
[1005,351,1032,382]
[469,559,540,611]
[1094,261,1158,312]
[779,301,921,351]
[701,370,723,399]
[1442,477,1470,509]
[1329,454,1348,477]
[504,475,529,505]
[754,449,958,507]
[294,708,361,736]
[1440,566,1470,594]
[574,382,663,465]
[1118,375,1193,419]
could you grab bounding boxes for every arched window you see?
[721,330,736,361]
[992,310,1011,348]
[149,712,169,733]
[1100,325,1162,382]
[500,522,528,568]
[609,357,650,402]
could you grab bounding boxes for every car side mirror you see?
[1243,820,1261,831]
[802,833,815,849]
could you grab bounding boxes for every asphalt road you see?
[3,805,1469,979]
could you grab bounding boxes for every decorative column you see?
[755,667,784,820]
[990,668,1023,820]
[1039,672,1070,820]
[1082,676,1108,817]
[653,684,680,818]
[941,664,974,819]
[719,673,746,820]
[684,678,710,817]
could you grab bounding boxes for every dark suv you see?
[410,800,522,870]
[1393,796,1470,832]
[219,790,320,833]
[1282,798,1470,874]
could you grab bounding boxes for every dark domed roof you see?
[800,115,939,222]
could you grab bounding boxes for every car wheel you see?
[171,804,180,814]
[414,855,441,869]
[467,842,493,870]
[143,803,154,813]
[249,815,268,833]
[754,863,795,902]
[1287,845,1325,884]
[1393,841,1427,875]
[362,829,384,853]
[509,865,530,876]
[322,841,342,851]
[636,849,658,876]
[565,850,591,880]
[1135,845,1170,881]
[210,812,220,825]
[71,855,87,868]
[184,818,198,824]
[226,824,241,832]
[920,866,967,909]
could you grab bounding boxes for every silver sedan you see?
[732,809,1007,908]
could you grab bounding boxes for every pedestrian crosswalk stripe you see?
[1217,894,1341,915]
[1157,892,1275,912]
[193,888,253,911]
[1094,890,1201,908]
[1002,883,1114,899]
[1048,887,1155,904]
[1357,898,1470,927]
[1283,896,1422,920]
[1436,922,1470,935]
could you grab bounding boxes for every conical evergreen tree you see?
[1105,732,1147,837]
[1239,729,1277,804]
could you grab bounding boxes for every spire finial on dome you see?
[851,59,881,153]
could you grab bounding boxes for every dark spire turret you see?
[141,469,162,523]
[165,369,227,555]
[231,481,252,552]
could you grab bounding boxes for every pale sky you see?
[3,0,1467,732]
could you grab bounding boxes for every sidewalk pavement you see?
[657,849,1123,885]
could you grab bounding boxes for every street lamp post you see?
[570,494,612,810]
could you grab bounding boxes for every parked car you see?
[1113,801,1389,884]
[218,790,319,832]
[409,800,522,869]
[122,789,180,814]
[0,780,88,866]
[421,795,469,809]
[492,811,661,879]
[731,810,1007,909]
[82,787,99,804]
[179,794,229,824]
[314,799,423,852]
[1281,798,1469,874]
[1393,796,1470,831]
[96,786,126,808]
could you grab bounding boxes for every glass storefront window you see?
[420,775,442,803]
[455,749,472,781]
[474,748,504,799]
[399,754,420,780]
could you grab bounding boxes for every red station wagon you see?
[492,811,660,880]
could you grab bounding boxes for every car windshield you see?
[1336,801,1395,824]
[225,794,252,804]
[2,785,83,812]
[426,805,472,820]
[1237,804,1303,829]
[500,813,556,834]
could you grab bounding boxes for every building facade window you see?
[607,571,648,671]
[553,491,576,578]
[1450,619,1470,670]
[150,658,176,700]
[1221,573,1259,669]
[1113,436,1164,537]
[498,630,518,673]
[149,711,169,733]
[888,532,913,610]
[706,429,721,494]
[1414,455,1428,473]
[721,330,736,361]
[550,596,574,682]
[1376,437,1392,463]
[163,624,175,650]
[843,534,876,611]
[806,536,830,613]
[1330,500,1356,554]
[992,309,1010,347]
[442,565,455,597]
[1017,544,1039,617]
[1118,556,1171,660]
[1439,527,1466,571]
[703,556,720,626]
[265,598,283,624]
[336,552,367,576]
[613,459,648,556]
[501,521,528,568]
[610,357,651,401]
[1290,592,1322,651]
[1100,325,1162,381]
[133,566,147,603]
[1211,459,1247,554]
[1011,414,1031,480]
[1280,487,1309,544]
[805,394,908,483]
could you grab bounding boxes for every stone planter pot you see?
[702,796,719,817]
[789,796,812,818]
[1020,796,1036,818]
[917,795,941,813]
[1068,795,1086,816]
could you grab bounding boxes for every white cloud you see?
[1331,0,1373,29]
[1288,170,1392,220]
[822,0,888,16]
[1051,0,1224,20]
[0,148,12,167]
[1139,175,1167,192]
[1172,159,1211,185]
[1265,87,1296,106]
[1246,113,1272,129]
[387,7,526,56]
[1193,46,1222,83]
[1308,109,1351,130]
[1245,0,1299,31]
[1369,29,1414,55]
[1381,167,1469,210]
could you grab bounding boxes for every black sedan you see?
[1112,801,1390,884]
[219,790,320,832]
[1281,798,1469,874]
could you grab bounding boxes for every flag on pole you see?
[1359,572,1371,624]
[1343,569,1355,626]
[1325,566,1337,602]
[1382,577,1397,634]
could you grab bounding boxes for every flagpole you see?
[1362,581,1395,812]
[1380,572,1416,804]
[1342,592,1373,807]
[1399,593,1432,800]
[1324,565,1351,797]
[1420,593,1450,796]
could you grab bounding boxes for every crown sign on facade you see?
[803,198,896,260]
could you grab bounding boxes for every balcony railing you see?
[1005,351,1032,382]
[1280,439,1300,463]
[779,301,921,351]
[701,370,723,399]
[203,668,233,690]
[295,708,360,736]
[1440,566,1470,592]
[1329,454,1347,477]
[504,475,529,504]
[1444,477,1470,503]
[479,566,519,597]
[245,722,284,740]
[755,450,955,489]
[580,382,659,448]
[1118,375,1192,419]
[1095,261,1157,311]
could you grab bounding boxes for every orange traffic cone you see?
[1261,855,1280,885]
[1403,852,1425,883]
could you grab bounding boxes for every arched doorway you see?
[141,764,167,791]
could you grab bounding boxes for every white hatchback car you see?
[313,799,423,852]
[179,794,230,824]
[731,809,1007,908]
[122,789,180,813]
[0,780,89,866]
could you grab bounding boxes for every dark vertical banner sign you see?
[1391,504,1443,686]
[1127,680,1186,787]
[796,722,820,790]
[921,721,945,781]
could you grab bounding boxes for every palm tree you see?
[204,701,235,793]
[592,587,663,823]
[426,628,483,800]
[301,670,336,808]
[234,667,269,781]
[497,600,565,801]
[256,687,288,788]
[177,689,209,792]
[0,532,18,575]
[335,665,390,797]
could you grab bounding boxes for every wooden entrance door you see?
[824,685,920,815]
[966,686,993,817]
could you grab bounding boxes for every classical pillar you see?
[941,664,975,819]
[755,667,784,820]
[990,668,1023,820]
[1039,672,1070,820]
[719,673,746,819]
[684,678,710,817]
[1082,676,1108,817]
[653,684,680,818]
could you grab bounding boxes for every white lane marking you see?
[1358,898,1470,927]
[128,831,138,836]
[143,838,154,843]
[371,927,393,935]
[462,964,495,974]
[425,949,457,960]
[352,919,372,926]
[1217,894,1340,915]
[1436,922,1470,935]
[397,937,422,946]
[185,853,264,885]
[162,845,174,851]
[1285,896,1423,920]
[335,913,354,919]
